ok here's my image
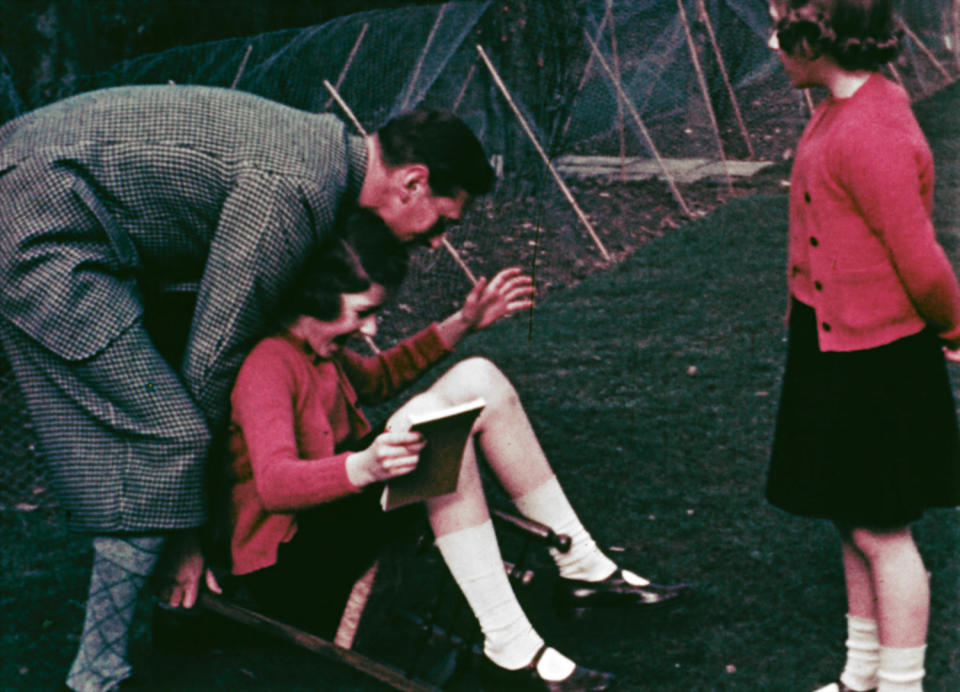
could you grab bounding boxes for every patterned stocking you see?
[65,535,165,692]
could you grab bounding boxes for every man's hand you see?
[460,267,534,331]
[157,529,222,609]
[944,344,960,363]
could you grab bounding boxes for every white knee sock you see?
[512,476,617,582]
[839,615,880,691]
[877,645,925,692]
[434,520,545,670]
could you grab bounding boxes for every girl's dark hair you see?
[377,109,494,198]
[278,209,409,325]
[774,0,900,71]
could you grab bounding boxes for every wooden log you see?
[197,593,440,692]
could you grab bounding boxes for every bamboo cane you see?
[697,0,755,159]
[334,561,379,649]
[476,44,612,260]
[581,31,694,217]
[322,82,379,354]
[442,237,478,285]
[802,89,815,116]
[897,17,953,83]
[887,62,907,92]
[230,44,253,90]
[451,62,477,113]
[558,9,611,142]
[604,1,626,181]
[324,23,369,111]
[954,0,960,71]
[677,0,733,194]
[323,79,369,136]
[401,4,448,110]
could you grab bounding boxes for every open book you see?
[379,397,485,511]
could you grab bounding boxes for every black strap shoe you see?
[480,645,615,691]
[558,569,691,608]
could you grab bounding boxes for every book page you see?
[380,398,485,511]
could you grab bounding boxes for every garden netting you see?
[3,0,959,509]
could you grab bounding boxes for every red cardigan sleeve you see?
[832,122,960,341]
[230,339,358,512]
[340,323,454,404]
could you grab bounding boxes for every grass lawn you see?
[4,80,960,690]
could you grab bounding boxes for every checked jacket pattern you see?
[0,85,368,531]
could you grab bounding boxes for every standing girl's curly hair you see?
[773,0,900,71]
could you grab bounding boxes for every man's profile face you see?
[381,188,468,247]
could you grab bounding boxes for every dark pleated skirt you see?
[766,300,960,527]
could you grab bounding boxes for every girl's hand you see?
[460,267,534,331]
[346,430,425,487]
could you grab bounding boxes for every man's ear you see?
[398,164,430,199]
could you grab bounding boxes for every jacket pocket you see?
[834,263,915,332]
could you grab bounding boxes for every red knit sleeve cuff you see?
[423,322,457,357]
[333,451,365,494]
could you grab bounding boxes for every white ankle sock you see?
[536,647,577,682]
[839,615,880,691]
[877,645,925,692]
[511,476,617,581]
[433,520,544,670]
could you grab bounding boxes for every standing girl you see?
[765,2,960,691]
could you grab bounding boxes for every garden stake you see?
[954,0,960,71]
[229,44,253,90]
[603,0,627,181]
[898,17,953,84]
[582,30,694,218]
[476,44,612,260]
[677,0,734,194]
[400,3,448,110]
[558,7,611,143]
[451,61,477,113]
[697,0,755,159]
[323,23,369,111]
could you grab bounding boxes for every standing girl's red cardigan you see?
[226,324,453,576]
[786,73,960,351]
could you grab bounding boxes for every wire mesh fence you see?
[3,0,960,511]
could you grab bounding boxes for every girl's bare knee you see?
[849,525,912,560]
[445,357,514,402]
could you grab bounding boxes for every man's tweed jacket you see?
[0,85,368,532]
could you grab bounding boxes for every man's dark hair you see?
[377,109,495,198]
[774,0,900,71]
[278,209,409,325]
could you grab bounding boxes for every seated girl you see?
[225,210,686,690]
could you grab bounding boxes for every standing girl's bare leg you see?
[848,526,928,692]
